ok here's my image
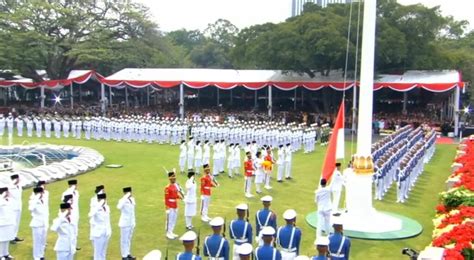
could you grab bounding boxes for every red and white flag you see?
[321,100,345,181]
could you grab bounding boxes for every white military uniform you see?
[51,211,75,260]
[184,176,197,229]
[61,186,79,249]
[117,193,136,259]
[0,191,14,258]
[29,192,48,260]
[330,168,345,212]
[315,185,332,237]
[187,140,195,170]
[89,200,111,260]
[179,142,187,172]
[194,144,203,174]
[9,180,22,239]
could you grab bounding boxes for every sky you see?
[136,0,473,32]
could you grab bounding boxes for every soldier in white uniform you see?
[26,116,34,137]
[44,116,52,138]
[29,187,48,260]
[62,117,70,138]
[117,187,136,260]
[54,117,62,138]
[0,114,5,137]
[75,117,82,139]
[184,171,197,230]
[315,179,332,237]
[212,140,220,176]
[254,152,264,194]
[330,163,345,212]
[15,116,24,137]
[61,179,80,250]
[34,116,42,138]
[179,140,187,174]
[9,174,23,244]
[203,140,211,166]
[88,193,111,260]
[0,187,15,260]
[51,203,76,260]
[284,143,293,180]
[276,145,286,182]
[194,141,203,174]
[187,137,195,171]
[84,118,92,140]
[6,113,14,137]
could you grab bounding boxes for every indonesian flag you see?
[321,100,345,181]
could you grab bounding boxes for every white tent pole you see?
[70,83,73,109]
[109,86,113,107]
[40,86,45,108]
[125,87,129,108]
[402,92,407,114]
[268,85,272,118]
[454,86,460,136]
[179,83,184,120]
[100,83,105,114]
[352,85,357,133]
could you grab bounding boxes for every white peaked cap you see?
[237,243,253,256]
[236,203,248,210]
[314,236,330,246]
[295,256,311,260]
[179,231,197,241]
[283,209,297,220]
[261,195,273,202]
[209,216,225,226]
[261,226,276,236]
[332,216,344,226]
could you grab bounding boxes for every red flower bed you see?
[432,222,474,251]
[437,206,474,229]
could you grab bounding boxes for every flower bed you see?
[429,139,474,260]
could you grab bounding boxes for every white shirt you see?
[88,201,111,238]
[195,145,203,160]
[184,177,197,203]
[29,194,48,227]
[330,169,345,192]
[51,212,75,253]
[9,181,22,211]
[203,143,211,159]
[187,141,195,156]
[117,194,136,227]
[179,143,187,158]
[315,186,332,212]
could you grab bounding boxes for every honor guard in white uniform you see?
[330,163,345,213]
[203,217,230,260]
[179,140,188,174]
[90,185,105,240]
[43,116,52,138]
[187,137,195,171]
[62,117,70,138]
[177,231,201,260]
[276,145,285,182]
[61,179,80,250]
[254,152,264,194]
[89,193,111,260]
[51,203,76,260]
[184,171,197,230]
[6,113,14,136]
[29,187,48,260]
[255,227,282,260]
[236,243,253,260]
[255,196,277,246]
[194,141,203,174]
[0,187,15,260]
[84,117,92,140]
[229,204,252,260]
[54,117,62,138]
[203,140,211,167]
[0,114,5,137]
[315,179,332,237]
[26,116,34,137]
[15,116,24,137]
[276,209,301,260]
[284,144,293,180]
[164,171,182,240]
[328,217,350,260]
[212,141,220,176]
[117,187,136,260]
[36,180,50,237]
[9,174,23,244]
[34,116,42,138]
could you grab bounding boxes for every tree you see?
[0,0,179,81]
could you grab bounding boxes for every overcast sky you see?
[136,0,473,32]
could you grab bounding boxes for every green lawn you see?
[4,135,456,260]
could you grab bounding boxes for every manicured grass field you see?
[5,135,456,259]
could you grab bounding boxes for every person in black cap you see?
[284,143,293,180]
[179,140,187,174]
[9,174,23,244]
[89,185,105,242]
[315,179,332,237]
[0,187,15,260]
[187,136,195,172]
[51,203,76,259]
[29,186,47,260]
[36,180,49,237]
[184,171,197,230]
[117,187,136,260]
[89,193,111,260]
[165,170,181,239]
[61,179,80,250]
